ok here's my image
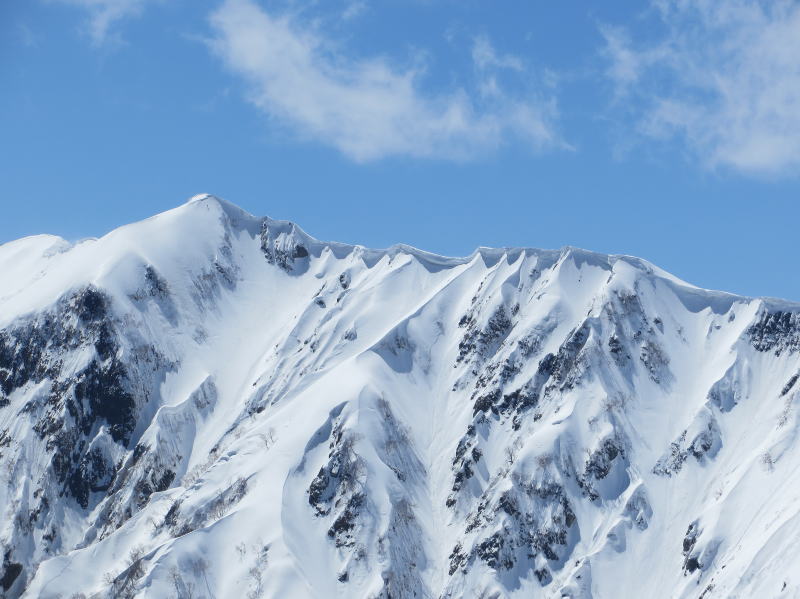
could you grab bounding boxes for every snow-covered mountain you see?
[1,195,799,599]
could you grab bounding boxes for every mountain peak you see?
[3,197,800,598]
[186,192,218,204]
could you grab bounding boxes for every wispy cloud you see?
[341,0,367,22]
[207,0,564,162]
[51,0,160,45]
[16,23,40,48]
[471,35,524,72]
[603,0,800,176]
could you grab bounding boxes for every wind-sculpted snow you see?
[1,195,800,598]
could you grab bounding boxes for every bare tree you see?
[236,542,247,562]
[170,566,196,599]
[245,545,269,599]
[106,546,146,599]
[190,556,214,599]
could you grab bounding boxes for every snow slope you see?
[1,195,799,598]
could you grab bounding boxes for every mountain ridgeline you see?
[1,195,799,598]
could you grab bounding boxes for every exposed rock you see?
[748,310,800,355]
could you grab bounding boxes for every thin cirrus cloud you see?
[602,0,800,176]
[50,0,161,45]
[471,35,524,72]
[207,0,565,162]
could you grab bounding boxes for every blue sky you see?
[2,0,799,300]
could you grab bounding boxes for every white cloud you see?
[341,0,367,21]
[208,0,564,162]
[603,0,800,176]
[471,35,524,72]
[51,0,159,45]
[600,26,647,94]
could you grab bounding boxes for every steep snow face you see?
[1,196,799,598]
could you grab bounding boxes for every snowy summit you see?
[1,196,799,598]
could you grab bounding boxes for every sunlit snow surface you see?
[1,196,799,598]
